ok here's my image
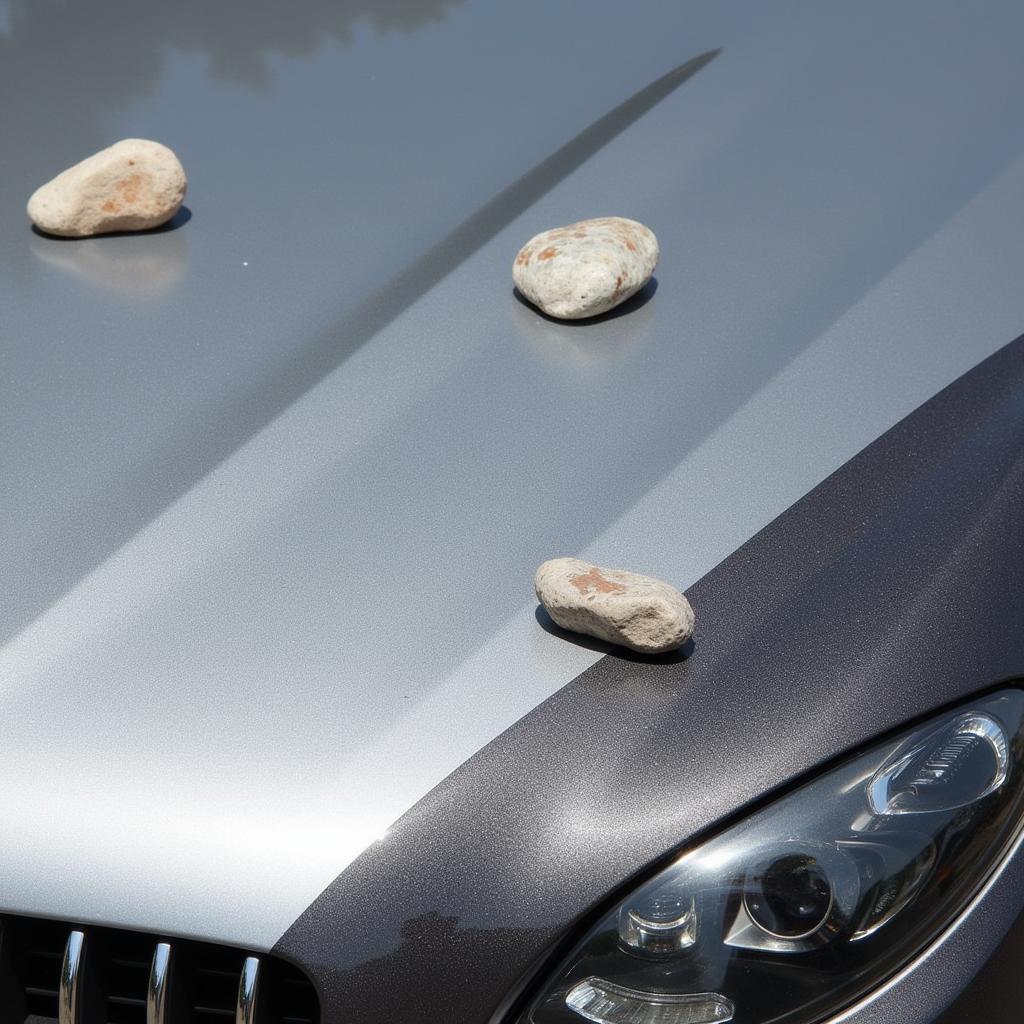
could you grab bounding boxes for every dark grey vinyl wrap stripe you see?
[275,334,1024,1023]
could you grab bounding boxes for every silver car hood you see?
[3,0,1024,950]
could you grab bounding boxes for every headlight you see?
[520,689,1024,1024]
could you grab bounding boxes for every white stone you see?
[513,217,658,320]
[535,557,694,654]
[27,139,187,238]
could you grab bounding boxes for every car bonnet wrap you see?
[5,0,1024,959]
[275,332,1024,1023]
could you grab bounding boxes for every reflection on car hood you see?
[2,0,1024,949]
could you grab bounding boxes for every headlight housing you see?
[520,689,1024,1024]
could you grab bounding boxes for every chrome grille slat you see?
[146,942,171,1024]
[0,914,319,1023]
[235,957,260,1024]
[58,931,85,1024]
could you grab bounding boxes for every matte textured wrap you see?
[276,334,1024,1024]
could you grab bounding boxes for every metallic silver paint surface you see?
[3,0,1024,949]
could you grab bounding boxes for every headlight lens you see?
[521,689,1024,1024]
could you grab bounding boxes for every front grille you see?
[0,914,319,1023]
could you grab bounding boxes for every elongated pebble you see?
[28,139,187,238]
[535,557,694,654]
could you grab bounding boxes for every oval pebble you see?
[513,216,658,320]
[27,139,187,238]
[535,557,694,654]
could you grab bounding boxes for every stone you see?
[535,557,694,654]
[27,139,187,237]
[513,216,658,320]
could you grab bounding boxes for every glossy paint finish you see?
[4,0,1024,950]
[277,335,1024,1024]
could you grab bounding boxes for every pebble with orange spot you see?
[28,139,187,238]
[513,216,658,320]
[534,557,694,654]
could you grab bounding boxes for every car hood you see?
[3,0,1024,950]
